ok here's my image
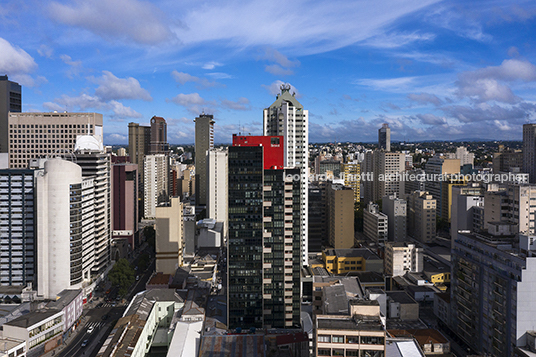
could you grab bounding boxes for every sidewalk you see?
[40,309,91,357]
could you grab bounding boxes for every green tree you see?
[108,258,135,297]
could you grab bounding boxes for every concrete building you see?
[407,191,436,244]
[363,202,388,244]
[327,183,355,249]
[206,148,228,238]
[382,194,407,242]
[72,136,111,275]
[228,135,301,329]
[450,184,484,244]
[36,158,96,299]
[318,160,341,178]
[341,162,360,202]
[452,227,536,356]
[144,154,169,219]
[264,84,309,266]
[128,122,150,185]
[322,248,383,274]
[194,113,214,206]
[0,76,22,154]
[379,123,391,151]
[493,150,523,174]
[0,337,26,357]
[523,123,536,183]
[308,184,326,253]
[7,112,103,168]
[0,169,36,287]
[424,156,460,204]
[363,150,405,204]
[456,146,474,167]
[384,242,423,277]
[315,301,386,357]
[155,197,184,274]
[149,116,168,154]
[111,163,138,258]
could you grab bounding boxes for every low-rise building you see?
[364,203,388,244]
[388,329,450,355]
[384,242,423,277]
[322,248,383,275]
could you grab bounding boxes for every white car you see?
[87,326,94,334]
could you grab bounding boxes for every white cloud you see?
[38,44,53,58]
[109,100,143,118]
[46,93,142,118]
[407,93,443,106]
[10,74,47,88]
[221,97,250,111]
[202,62,222,70]
[171,70,219,88]
[356,76,417,92]
[0,37,37,74]
[60,54,83,78]
[362,31,436,48]
[49,0,174,45]
[174,0,439,55]
[167,93,217,114]
[262,80,301,97]
[265,64,294,76]
[93,71,152,101]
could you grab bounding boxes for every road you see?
[58,244,155,357]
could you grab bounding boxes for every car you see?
[136,275,140,281]
[101,314,109,321]
[87,326,94,334]
[81,340,89,347]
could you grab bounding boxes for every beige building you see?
[424,156,460,206]
[407,191,436,243]
[8,112,103,168]
[341,162,360,202]
[194,113,214,206]
[363,150,405,203]
[155,197,184,274]
[315,300,386,357]
[384,242,423,277]
[363,202,388,244]
[327,183,355,249]
[206,148,228,238]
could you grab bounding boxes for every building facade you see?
[384,242,423,277]
[382,194,407,242]
[112,163,138,257]
[228,135,301,329]
[206,148,228,239]
[363,203,388,244]
[378,123,390,152]
[0,76,22,154]
[263,84,309,266]
[7,112,103,168]
[327,183,354,249]
[155,197,184,274]
[143,154,169,219]
[194,113,214,206]
[149,116,168,154]
[407,191,436,244]
[523,124,536,183]
[341,162,360,202]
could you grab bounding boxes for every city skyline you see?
[1,0,536,144]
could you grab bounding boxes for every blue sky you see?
[1,0,536,144]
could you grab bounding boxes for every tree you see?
[108,258,135,297]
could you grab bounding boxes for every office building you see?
[456,146,474,167]
[7,112,103,168]
[155,197,183,274]
[378,123,391,151]
[35,158,95,299]
[452,227,536,356]
[143,154,169,219]
[194,113,214,206]
[128,122,151,178]
[308,184,326,253]
[493,149,523,174]
[424,156,460,200]
[327,183,354,249]
[382,194,407,242]
[363,202,388,244]
[322,248,383,274]
[407,191,436,244]
[450,184,484,243]
[363,150,405,204]
[71,136,111,275]
[0,169,36,287]
[264,84,309,266]
[384,242,423,277]
[524,124,536,183]
[0,76,22,154]
[341,162,360,202]
[228,135,301,329]
[206,148,228,238]
[111,163,138,257]
[149,116,168,154]
[318,160,341,178]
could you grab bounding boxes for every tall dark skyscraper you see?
[228,135,301,330]
[194,113,214,206]
[0,76,21,154]
[149,116,168,154]
[523,123,536,183]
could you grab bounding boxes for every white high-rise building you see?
[144,154,169,219]
[36,158,95,299]
[263,84,309,265]
[206,147,228,238]
[456,146,474,167]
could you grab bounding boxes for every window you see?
[318,335,331,343]
[317,349,331,356]
[332,336,344,343]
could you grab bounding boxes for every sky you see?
[1,0,536,144]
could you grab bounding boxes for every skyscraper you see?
[523,123,536,183]
[149,116,168,154]
[111,163,138,256]
[228,135,301,329]
[143,154,169,219]
[378,123,390,152]
[128,122,151,175]
[263,84,309,266]
[0,76,21,154]
[194,113,214,207]
[206,147,228,238]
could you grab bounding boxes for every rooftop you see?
[316,315,384,331]
[388,328,449,345]
[46,289,82,310]
[324,248,381,260]
[386,291,418,305]
[6,310,62,329]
